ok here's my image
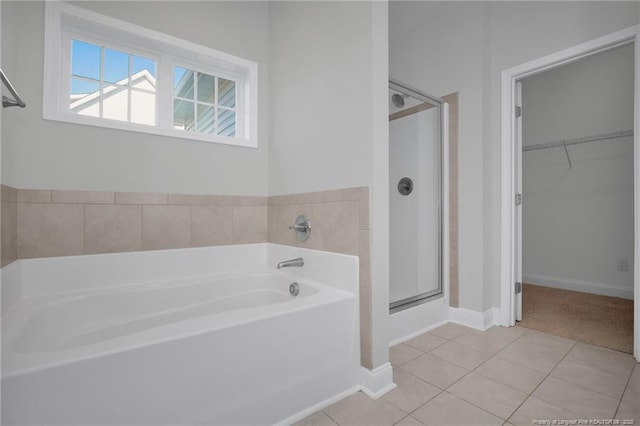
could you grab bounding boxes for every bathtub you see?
[1,244,361,425]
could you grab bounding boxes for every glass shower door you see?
[389,80,444,311]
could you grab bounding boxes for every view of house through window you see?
[70,40,157,125]
[173,66,237,136]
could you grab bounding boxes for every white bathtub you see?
[1,244,361,425]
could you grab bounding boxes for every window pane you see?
[197,104,215,133]
[174,67,194,99]
[72,40,101,80]
[174,99,194,131]
[71,78,100,96]
[197,73,215,103]
[102,86,129,122]
[70,78,100,117]
[217,108,236,137]
[104,48,129,84]
[218,78,236,108]
[131,89,156,126]
[132,55,156,78]
[132,72,156,92]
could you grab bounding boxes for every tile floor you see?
[295,323,639,426]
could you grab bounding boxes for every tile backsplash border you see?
[6,187,268,261]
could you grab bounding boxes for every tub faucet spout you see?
[277,257,304,269]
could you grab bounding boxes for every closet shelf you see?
[522,130,633,169]
[522,130,633,152]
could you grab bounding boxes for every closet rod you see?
[1,68,26,108]
[523,130,633,152]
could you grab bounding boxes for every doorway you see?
[517,44,635,353]
[500,25,640,360]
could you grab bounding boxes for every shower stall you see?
[389,79,446,313]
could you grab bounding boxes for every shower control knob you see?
[398,177,414,196]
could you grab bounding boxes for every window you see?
[44,2,258,147]
[173,67,237,136]
[70,40,157,125]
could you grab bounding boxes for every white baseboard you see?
[389,319,449,347]
[279,364,398,424]
[448,307,498,331]
[359,363,396,399]
[388,297,449,345]
[275,385,360,425]
[390,305,500,347]
[523,274,633,300]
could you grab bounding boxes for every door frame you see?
[498,25,640,360]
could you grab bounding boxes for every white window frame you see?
[43,2,258,148]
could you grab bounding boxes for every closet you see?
[520,43,635,353]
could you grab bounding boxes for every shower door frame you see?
[388,79,448,313]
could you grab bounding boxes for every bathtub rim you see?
[2,269,355,378]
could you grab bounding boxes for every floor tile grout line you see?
[441,389,509,422]
[400,358,502,421]
[472,355,545,396]
[391,413,411,426]
[488,329,576,423]
[614,362,638,418]
[505,339,581,424]
[321,405,340,425]
[436,361,529,422]
[549,357,634,401]
[449,327,527,356]
[389,329,476,420]
[382,370,445,417]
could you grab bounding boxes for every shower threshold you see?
[389,288,444,314]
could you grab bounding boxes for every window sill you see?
[42,110,257,148]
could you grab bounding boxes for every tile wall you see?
[1,185,18,267]
[3,188,267,260]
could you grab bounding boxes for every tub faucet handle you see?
[289,215,311,242]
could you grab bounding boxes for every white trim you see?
[635,24,640,361]
[274,386,360,426]
[389,319,449,347]
[43,2,258,148]
[370,0,390,369]
[388,297,449,345]
[448,307,498,331]
[442,101,451,306]
[499,25,640,361]
[276,364,398,425]
[359,363,396,400]
[523,275,634,300]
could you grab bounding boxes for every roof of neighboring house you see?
[70,70,156,111]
